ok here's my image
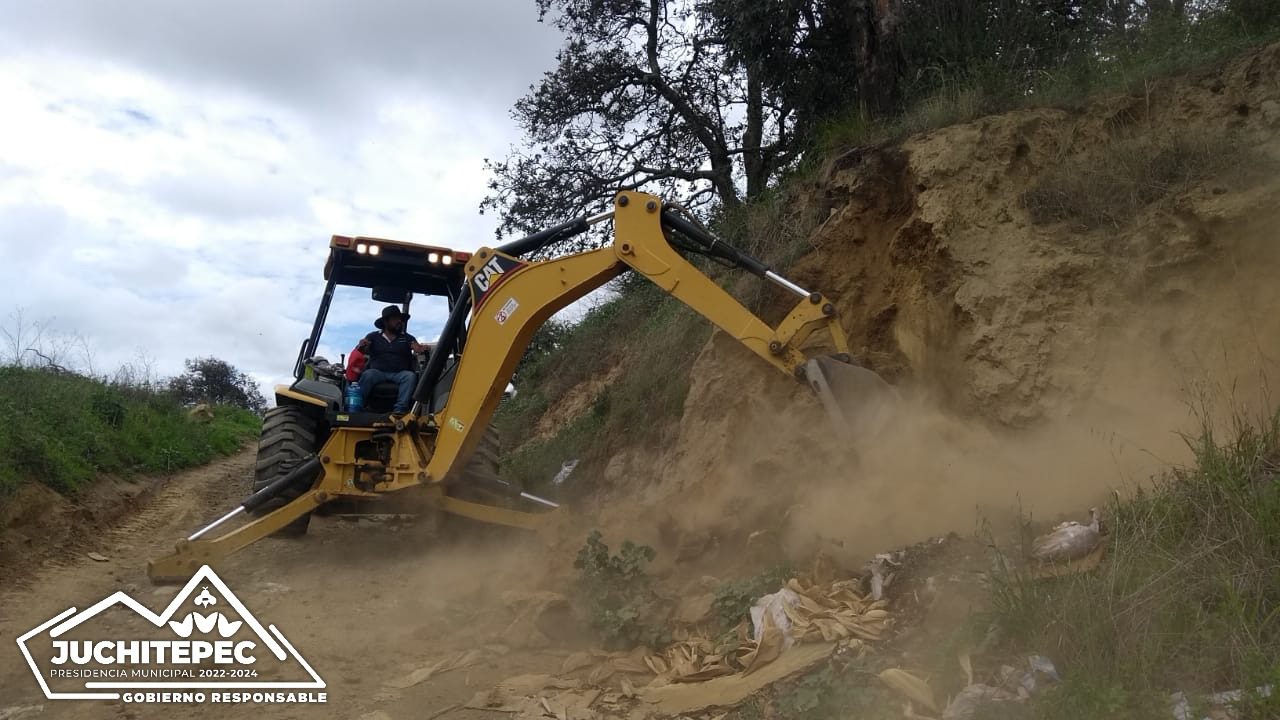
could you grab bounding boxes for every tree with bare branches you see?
[482,0,800,243]
[0,308,95,373]
[482,0,911,244]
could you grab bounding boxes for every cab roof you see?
[324,235,470,297]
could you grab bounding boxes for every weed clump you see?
[574,530,668,649]
[1020,131,1245,230]
[711,564,793,635]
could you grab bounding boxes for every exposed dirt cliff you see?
[560,41,1280,575]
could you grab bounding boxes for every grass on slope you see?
[0,366,261,498]
[988,407,1280,719]
[812,10,1280,165]
[717,407,1280,720]
[497,276,710,495]
[494,183,824,496]
[1021,130,1247,230]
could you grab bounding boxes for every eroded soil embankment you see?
[569,42,1280,577]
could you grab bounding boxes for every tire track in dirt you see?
[20,452,254,582]
[0,452,258,713]
[98,452,252,559]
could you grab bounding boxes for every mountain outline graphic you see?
[15,565,325,701]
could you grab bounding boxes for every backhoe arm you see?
[146,190,865,584]
[420,191,851,486]
[147,189,866,585]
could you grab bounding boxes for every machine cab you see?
[279,235,471,417]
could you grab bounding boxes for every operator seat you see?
[356,344,436,413]
[361,382,403,412]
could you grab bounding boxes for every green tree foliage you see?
[482,0,824,242]
[168,357,266,414]
[486,0,1279,242]
[706,0,904,122]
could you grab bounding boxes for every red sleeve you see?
[345,349,367,382]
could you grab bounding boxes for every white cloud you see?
[0,2,562,399]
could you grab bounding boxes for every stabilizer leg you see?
[433,495,555,531]
[148,490,330,584]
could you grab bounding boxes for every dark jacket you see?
[362,330,418,373]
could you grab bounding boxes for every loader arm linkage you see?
[148,191,855,583]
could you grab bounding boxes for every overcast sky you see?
[0,0,566,395]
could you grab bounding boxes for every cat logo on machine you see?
[469,253,526,309]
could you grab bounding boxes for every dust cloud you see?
[599,208,1280,575]
[571,69,1280,576]
[785,216,1280,566]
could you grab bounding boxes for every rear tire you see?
[464,424,502,482]
[252,405,320,537]
[449,425,514,501]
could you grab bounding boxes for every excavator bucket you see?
[805,355,898,439]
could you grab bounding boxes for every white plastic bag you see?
[749,588,801,649]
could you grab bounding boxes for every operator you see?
[356,305,430,414]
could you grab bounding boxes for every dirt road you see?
[0,451,573,720]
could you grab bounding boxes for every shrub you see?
[573,529,667,649]
[711,564,793,635]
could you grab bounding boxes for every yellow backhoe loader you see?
[147,191,890,583]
